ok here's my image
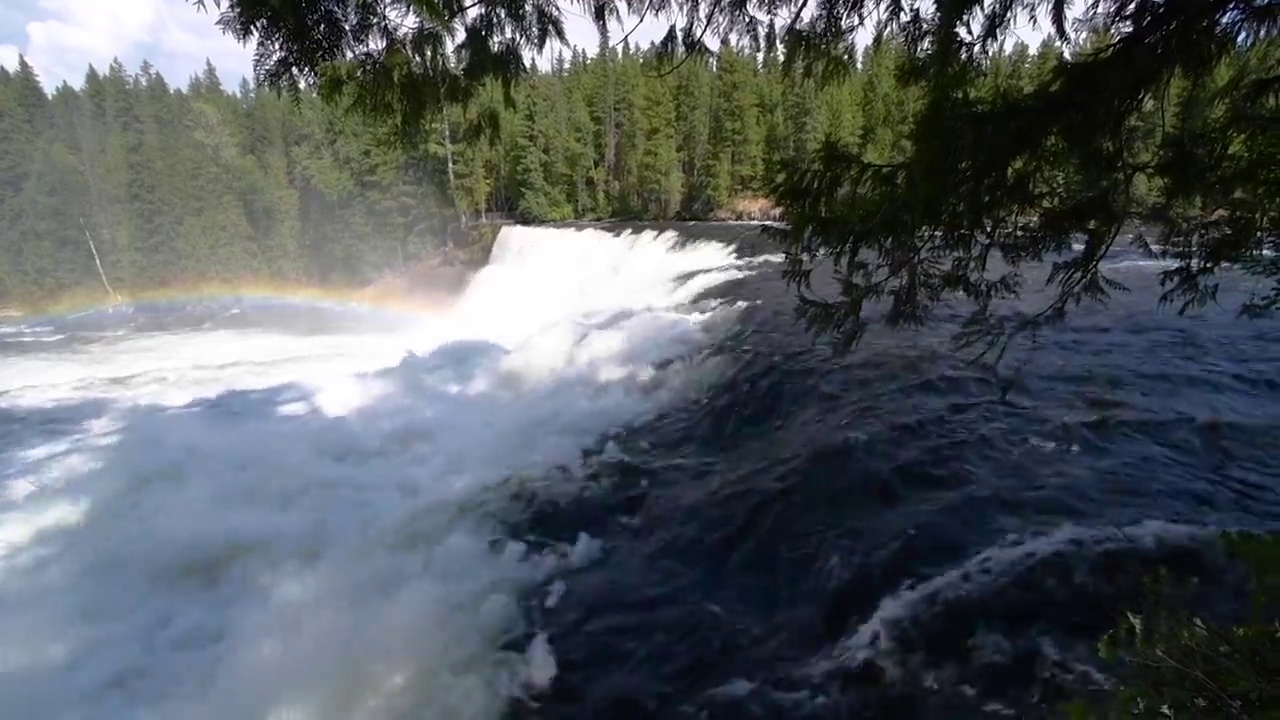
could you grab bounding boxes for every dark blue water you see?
[505,223,1280,718]
[2,223,1276,718]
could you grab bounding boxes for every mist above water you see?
[4,221,1278,720]
[0,225,758,720]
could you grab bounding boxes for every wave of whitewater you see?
[0,226,759,720]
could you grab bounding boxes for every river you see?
[1,222,1277,719]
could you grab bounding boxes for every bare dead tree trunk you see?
[441,116,467,228]
[80,217,120,303]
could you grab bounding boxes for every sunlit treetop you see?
[194,0,1279,358]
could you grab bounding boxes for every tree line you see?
[0,55,455,307]
[0,27,1256,309]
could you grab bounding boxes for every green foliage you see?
[0,55,460,305]
[118,7,1277,715]
[11,0,1278,319]
[4,31,902,305]
[192,0,1279,355]
[1065,531,1280,719]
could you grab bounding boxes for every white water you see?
[0,226,753,720]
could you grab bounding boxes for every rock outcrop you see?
[360,222,504,310]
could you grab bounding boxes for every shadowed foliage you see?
[193,0,1277,357]
[1063,530,1280,719]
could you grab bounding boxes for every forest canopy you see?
[4,35,965,305]
[191,0,1279,355]
[1,0,1274,340]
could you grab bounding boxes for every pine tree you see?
[674,55,715,217]
[636,56,681,218]
[2,35,1270,325]
[188,0,1280,349]
[512,83,567,221]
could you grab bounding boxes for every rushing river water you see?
[1,223,1277,719]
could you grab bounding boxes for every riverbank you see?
[0,260,495,320]
[0,217,782,319]
[709,195,783,222]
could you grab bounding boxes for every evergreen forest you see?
[0,27,1250,309]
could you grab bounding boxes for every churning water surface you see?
[1,223,1278,720]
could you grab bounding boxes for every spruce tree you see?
[185,0,1279,350]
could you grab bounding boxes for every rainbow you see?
[4,279,457,323]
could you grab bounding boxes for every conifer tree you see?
[2,29,1272,320]
[184,0,1279,348]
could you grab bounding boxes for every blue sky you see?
[0,0,255,88]
[1,1,1054,91]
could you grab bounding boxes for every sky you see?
[1,1,1054,91]
[0,0,672,90]
[0,0,255,89]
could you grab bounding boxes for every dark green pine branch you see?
[188,0,1279,357]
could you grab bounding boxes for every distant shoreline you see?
[0,219,786,318]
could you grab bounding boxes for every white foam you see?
[825,520,1211,675]
[0,225,756,720]
[524,632,558,692]
[0,329,412,408]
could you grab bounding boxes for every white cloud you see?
[1,0,253,89]
[0,43,19,72]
